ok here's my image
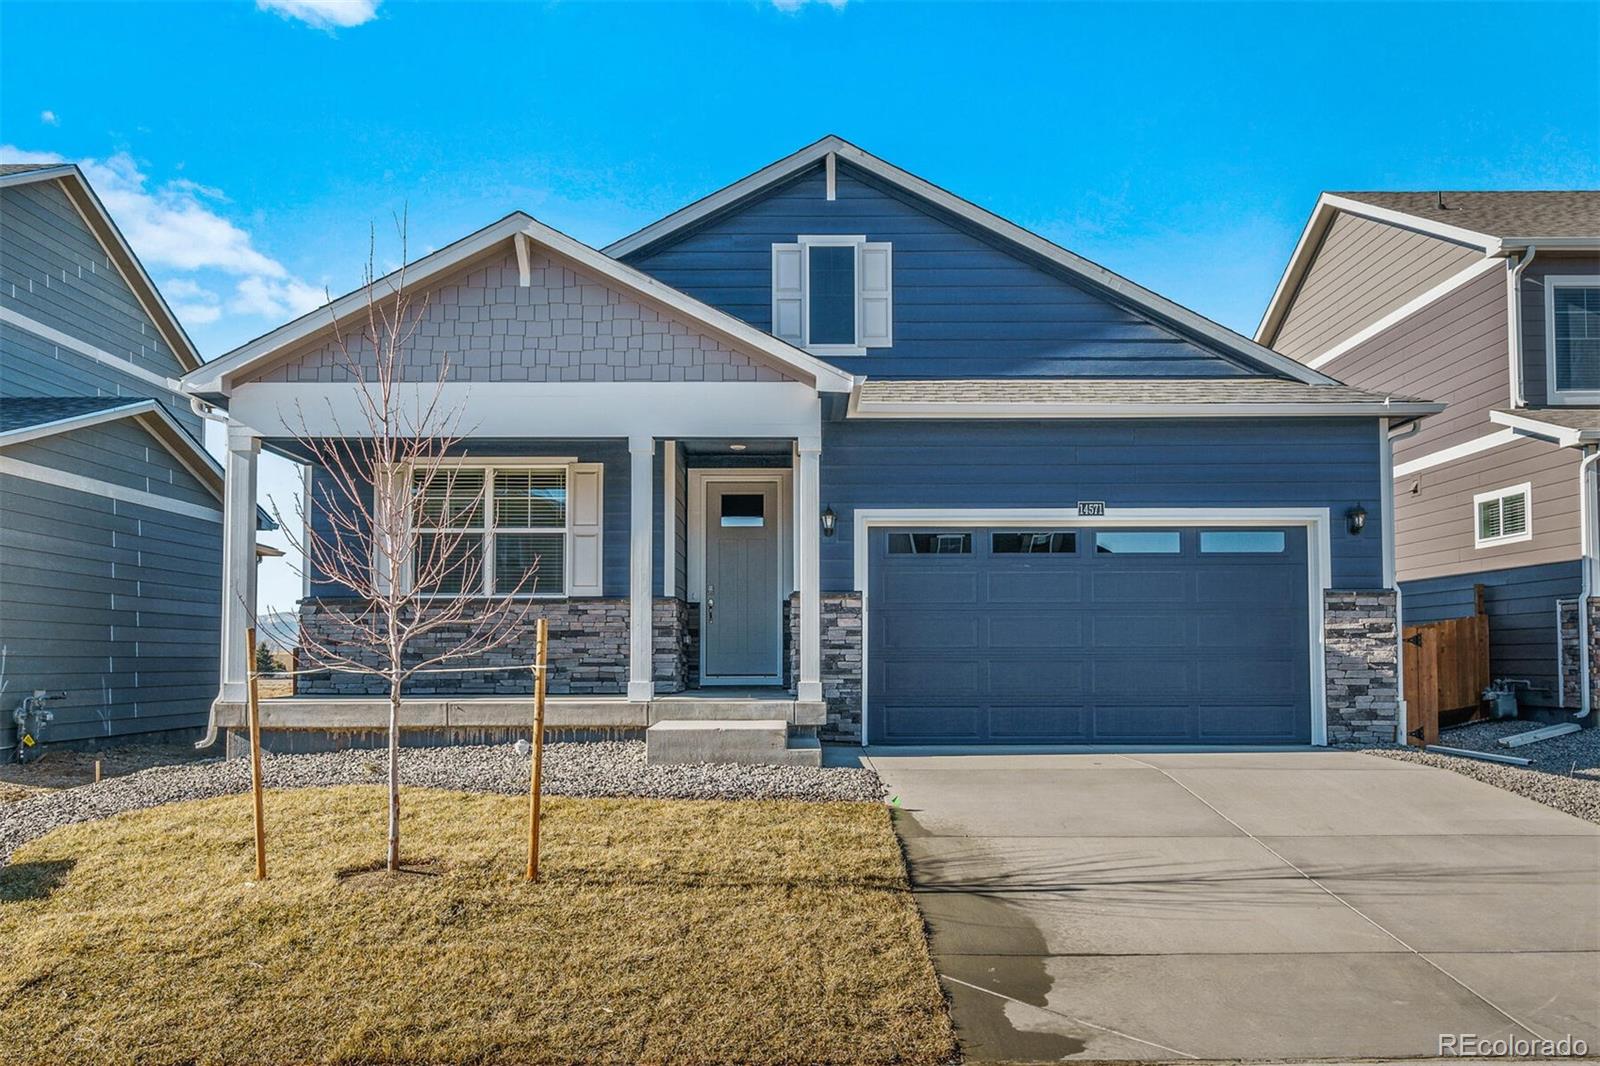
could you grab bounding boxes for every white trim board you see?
[845,388,1443,421]
[0,454,223,522]
[1473,481,1533,549]
[1306,257,1503,370]
[184,214,854,396]
[604,136,1337,386]
[849,506,1334,747]
[0,305,182,393]
[1489,409,1600,448]
[1391,429,1521,477]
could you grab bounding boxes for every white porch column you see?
[795,438,822,703]
[217,423,260,706]
[628,436,655,702]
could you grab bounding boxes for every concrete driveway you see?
[863,749,1600,1062]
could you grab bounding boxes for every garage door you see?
[868,526,1312,745]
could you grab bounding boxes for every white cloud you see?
[770,0,846,10]
[1,143,326,346]
[256,0,380,29]
[39,110,59,127]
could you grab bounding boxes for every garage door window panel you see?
[1095,531,1181,554]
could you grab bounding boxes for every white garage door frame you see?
[853,506,1335,747]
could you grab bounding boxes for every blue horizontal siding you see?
[819,417,1385,591]
[625,161,1256,380]
[1401,560,1580,707]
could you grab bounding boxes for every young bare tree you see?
[268,225,541,872]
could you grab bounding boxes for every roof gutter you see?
[1506,245,1537,408]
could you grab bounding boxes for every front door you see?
[703,481,782,683]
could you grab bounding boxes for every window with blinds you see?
[1474,483,1531,548]
[411,466,567,595]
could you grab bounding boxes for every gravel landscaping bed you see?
[0,740,884,866]
[1357,718,1600,824]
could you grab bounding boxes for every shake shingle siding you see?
[0,423,222,748]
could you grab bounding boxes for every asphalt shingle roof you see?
[0,162,62,177]
[0,396,151,434]
[857,378,1431,406]
[1333,191,1600,240]
[1495,406,1600,435]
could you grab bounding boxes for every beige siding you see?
[1326,266,1508,458]
[1273,211,1483,362]
[246,247,800,385]
[1395,437,1578,582]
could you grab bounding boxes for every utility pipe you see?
[1506,246,1537,408]
[1578,446,1599,719]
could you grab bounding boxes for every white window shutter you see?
[771,243,805,345]
[858,242,893,347]
[567,463,604,596]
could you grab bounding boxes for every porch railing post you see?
[628,436,655,702]
[795,438,822,704]
[218,423,260,708]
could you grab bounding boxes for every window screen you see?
[808,245,856,345]
[720,493,765,528]
[1554,284,1600,392]
[992,531,1077,554]
[887,532,972,555]
[1094,531,1181,554]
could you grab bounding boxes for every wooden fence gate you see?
[1401,585,1490,746]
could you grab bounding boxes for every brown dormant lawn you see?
[0,786,954,1066]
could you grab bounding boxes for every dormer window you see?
[1546,278,1600,402]
[771,235,892,354]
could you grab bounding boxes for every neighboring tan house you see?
[1258,191,1600,711]
[0,163,271,759]
[182,137,1439,762]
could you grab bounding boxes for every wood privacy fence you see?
[1402,584,1490,747]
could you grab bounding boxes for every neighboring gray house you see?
[0,162,256,757]
[182,137,1438,763]
[1259,191,1600,711]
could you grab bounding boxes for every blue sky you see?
[3,0,1597,611]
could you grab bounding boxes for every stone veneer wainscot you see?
[1323,589,1400,746]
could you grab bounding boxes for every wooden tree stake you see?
[527,617,549,881]
[245,626,268,881]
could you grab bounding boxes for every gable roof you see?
[0,163,205,372]
[183,212,855,396]
[605,136,1337,387]
[1257,190,1600,347]
[0,396,223,500]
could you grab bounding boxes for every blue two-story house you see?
[182,138,1438,762]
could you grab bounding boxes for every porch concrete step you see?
[648,699,794,722]
[645,719,820,767]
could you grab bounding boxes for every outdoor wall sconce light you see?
[821,506,837,537]
[1346,503,1367,536]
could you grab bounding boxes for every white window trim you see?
[851,507,1334,747]
[1543,275,1600,404]
[400,457,578,598]
[1473,482,1533,549]
[777,234,892,356]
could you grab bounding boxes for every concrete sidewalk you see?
[862,748,1600,1062]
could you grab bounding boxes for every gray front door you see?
[703,481,782,682]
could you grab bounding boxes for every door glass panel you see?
[719,493,765,528]
[1200,531,1285,554]
[1095,531,1180,554]
[888,532,972,555]
[992,531,1077,554]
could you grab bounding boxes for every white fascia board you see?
[1489,409,1598,448]
[1306,257,1503,370]
[1256,193,1500,348]
[846,397,1446,420]
[184,213,852,397]
[0,399,158,447]
[1499,238,1600,251]
[607,137,1335,386]
[1,165,205,371]
[1391,428,1520,477]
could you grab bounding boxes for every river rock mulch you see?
[1356,718,1600,825]
[0,741,884,865]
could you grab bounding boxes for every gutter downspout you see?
[1506,246,1536,408]
[1578,445,1599,719]
[191,394,233,750]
